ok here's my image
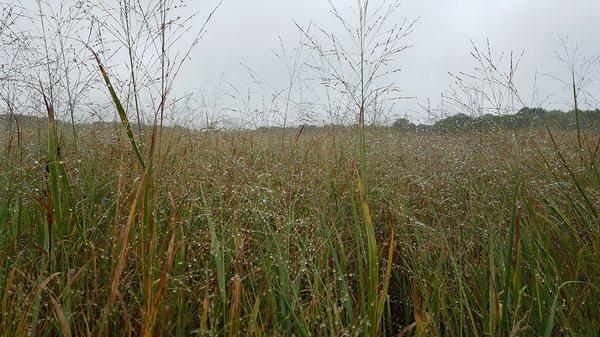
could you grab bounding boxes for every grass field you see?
[0,121,598,336]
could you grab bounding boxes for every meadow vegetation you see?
[0,0,599,336]
[1,120,599,336]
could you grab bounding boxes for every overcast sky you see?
[6,0,600,125]
[174,0,600,122]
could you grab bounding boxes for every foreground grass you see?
[0,123,598,336]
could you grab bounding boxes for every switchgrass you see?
[0,123,598,336]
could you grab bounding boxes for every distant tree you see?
[392,117,415,130]
[434,113,475,131]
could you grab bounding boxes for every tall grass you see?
[0,123,598,336]
[0,1,598,336]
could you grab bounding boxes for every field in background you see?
[0,122,598,336]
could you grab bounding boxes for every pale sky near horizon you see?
[176,0,600,123]
[6,0,600,125]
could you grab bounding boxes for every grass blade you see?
[544,281,583,337]
[92,51,146,169]
[356,168,378,336]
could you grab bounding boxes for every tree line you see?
[394,107,600,132]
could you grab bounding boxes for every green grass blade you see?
[92,51,146,169]
[544,281,583,337]
[356,171,378,337]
